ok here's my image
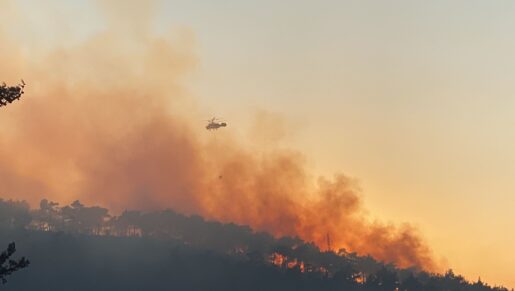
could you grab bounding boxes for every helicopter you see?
[205,117,227,131]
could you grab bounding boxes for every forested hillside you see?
[0,198,509,291]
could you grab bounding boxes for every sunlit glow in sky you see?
[6,0,515,287]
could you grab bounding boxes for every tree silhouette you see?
[401,273,424,291]
[0,242,29,284]
[0,80,25,107]
[0,199,31,229]
[0,198,512,291]
[366,266,399,291]
[0,80,29,284]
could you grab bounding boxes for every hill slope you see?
[0,199,508,291]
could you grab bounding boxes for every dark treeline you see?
[0,198,510,291]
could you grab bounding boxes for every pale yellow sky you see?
[7,0,515,287]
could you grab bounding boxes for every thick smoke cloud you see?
[0,0,437,271]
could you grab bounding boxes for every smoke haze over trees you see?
[0,198,509,291]
[1,0,511,289]
[0,2,436,270]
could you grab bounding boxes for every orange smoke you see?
[0,0,437,271]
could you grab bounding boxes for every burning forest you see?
[0,198,510,290]
[0,0,511,290]
[0,2,438,271]
[0,0,437,273]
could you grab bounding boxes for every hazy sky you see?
[10,0,515,287]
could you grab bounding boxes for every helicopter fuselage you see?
[206,122,227,130]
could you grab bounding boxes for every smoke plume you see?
[0,0,437,271]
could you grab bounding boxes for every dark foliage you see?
[0,242,29,284]
[0,198,510,291]
[0,80,25,108]
[0,90,29,284]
